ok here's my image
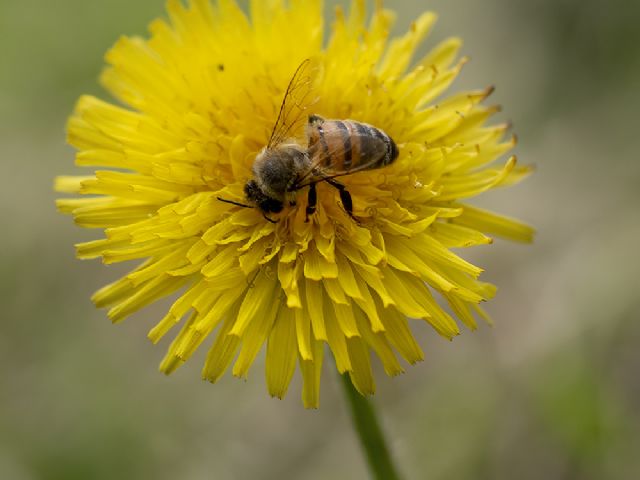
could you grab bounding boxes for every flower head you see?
[56,0,533,408]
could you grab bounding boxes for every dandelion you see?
[56,0,533,410]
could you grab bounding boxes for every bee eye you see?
[389,138,399,161]
[262,199,283,213]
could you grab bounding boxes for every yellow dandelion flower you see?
[56,0,533,408]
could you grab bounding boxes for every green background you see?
[2,0,639,478]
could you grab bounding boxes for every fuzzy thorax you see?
[251,143,309,201]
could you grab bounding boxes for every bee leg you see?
[325,178,356,221]
[338,189,354,219]
[305,183,317,222]
[262,213,278,224]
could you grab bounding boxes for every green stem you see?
[340,374,402,480]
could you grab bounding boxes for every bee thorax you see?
[252,146,309,199]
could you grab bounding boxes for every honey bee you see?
[218,59,399,222]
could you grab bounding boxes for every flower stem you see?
[340,374,402,480]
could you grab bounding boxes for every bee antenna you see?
[217,196,254,209]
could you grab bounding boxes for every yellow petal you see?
[148,280,210,343]
[406,234,483,277]
[396,271,461,339]
[378,12,437,79]
[159,310,197,374]
[377,267,430,319]
[438,156,517,201]
[378,302,424,365]
[453,204,535,243]
[445,294,478,331]
[304,279,327,341]
[266,305,297,399]
[295,307,313,361]
[55,175,94,194]
[430,222,493,248]
[230,270,278,336]
[332,302,359,338]
[352,274,385,332]
[346,336,375,395]
[107,274,187,324]
[232,293,280,379]
[325,298,351,373]
[323,277,349,305]
[201,303,242,383]
[354,307,403,376]
[300,338,324,409]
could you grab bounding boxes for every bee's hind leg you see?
[325,178,356,221]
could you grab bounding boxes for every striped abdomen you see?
[307,116,399,174]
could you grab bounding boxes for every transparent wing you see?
[294,130,388,187]
[267,58,319,149]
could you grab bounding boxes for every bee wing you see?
[267,58,320,149]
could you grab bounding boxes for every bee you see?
[218,59,399,223]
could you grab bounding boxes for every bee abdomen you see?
[314,119,397,172]
[349,120,398,168]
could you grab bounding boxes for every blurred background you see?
[1,0,639,478]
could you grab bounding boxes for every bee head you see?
[244,180,283,214]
